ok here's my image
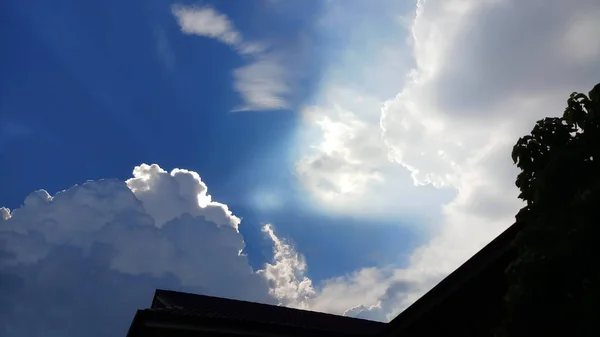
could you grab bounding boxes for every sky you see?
[0,0,599,336]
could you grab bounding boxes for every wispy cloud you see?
[232,56,290,111]
[172,4,289,111]
[171,5,262,54]
[155,27,176,69]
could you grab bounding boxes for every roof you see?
[127,221,524,337]
[380,221,524,336]
[127,289,385,337]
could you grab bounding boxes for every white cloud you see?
[171,5,262,54]
[309,267,400,317]
[294,0,600,322]
[297,101,384,199]
[0,164,266,301]
[171,4,289,111]
[172,5,239,44]
[258,224,315,308]
[232,56,290,111]
[296,87,453,221]
[294,1,453,221]
[6,162,426,337]
[126,164,240,229]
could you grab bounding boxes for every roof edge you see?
[383,221,523,334]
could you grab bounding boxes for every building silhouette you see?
[127,289,385,337]
[127,222,522,337]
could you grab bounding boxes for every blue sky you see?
[1,0,599,336]
[1,0,422,282]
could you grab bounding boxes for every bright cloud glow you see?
[126,164,240,229]
[294,0,600,321]
[248,188,285,212]
[295,4,452,220]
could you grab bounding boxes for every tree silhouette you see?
[499,83,600,336]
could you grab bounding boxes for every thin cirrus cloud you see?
[232,55,290,111]
[171,4,290,111]
[171,4,263,55]
[293,0,600,321]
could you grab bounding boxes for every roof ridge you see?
[153,289,384,323]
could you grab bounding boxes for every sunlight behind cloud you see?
[294,2,453,221]
[293,0,600,321]
[248,188,285,212]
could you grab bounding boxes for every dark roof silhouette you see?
[380,221,524,336]
[127,222,523,337]
[127,289,385,337]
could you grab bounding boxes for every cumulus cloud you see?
[0,164,313,337]
[296,87,453,220]
[295,0,600,322]
[308,267,400,317]
[258,224,315,307]
[125,164,240,229]
[171,4,289,111]
[357,0,598,321]
[381,0,600,245]
[2,159,433,334]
